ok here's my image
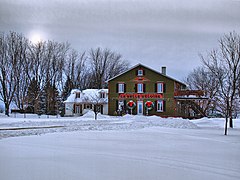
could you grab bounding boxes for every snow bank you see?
[192,117,240,128]
[81,110,116,120]
[0,113,199,139]
[147,116,198,129]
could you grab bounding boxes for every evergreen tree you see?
[44,82,60,115]
[55,92,62,117]
[37,90,46,116]
[26,78,40,113]
[62,76,74,100]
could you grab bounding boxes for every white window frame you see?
[137,83,143,93]
[138,69,143,76]
[157,100,164,112]
[118,100,124,111]
[118,83,124,93]
[157,82,163,93]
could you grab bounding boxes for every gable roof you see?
[64,89,108,103]
[106,63,186,85]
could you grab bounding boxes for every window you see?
[76,92,80,98]
[100,92,105,98]
[157,100,164,112]
[86,104,92,109]
[118,83,125,93]
[137,69,143,76]
[137,83,143,93]
[157,83,163,93]
[118,100,124,111]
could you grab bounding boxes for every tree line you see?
[0,31,129,116]
[185,31,240,135]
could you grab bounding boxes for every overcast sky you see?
[0,0,240,81]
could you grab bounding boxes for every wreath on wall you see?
[145,101,154,110]
[127,100,136,109]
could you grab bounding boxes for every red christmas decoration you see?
[127,100,136,109]
[145,101,154,110]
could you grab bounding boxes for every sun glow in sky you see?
[28,31,45,44]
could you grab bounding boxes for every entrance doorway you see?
[137,101,143,115]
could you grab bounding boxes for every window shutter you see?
[100,105,103,114]
[163,83,166,93]
[135,84,137,93]
[124,100,127,111]
[155,83,157,93]
[136,70,138,76]
[163,100,166,112]
[143,84,146,93]
[73,104,76,113]
[124,83,126,93]
[155,101,158,111]
[143,69,145,75]
[116,100,118,111]
[116,83,118,93]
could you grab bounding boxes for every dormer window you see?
[76,92,80,98]
[137,69,143,76]
[100,92,105,98]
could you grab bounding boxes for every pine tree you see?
[26,78,40,113]
[37,90,46,116]
[62,76,75,101]
[55,92,62,117]
[50,85,60,115]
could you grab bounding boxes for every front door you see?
[137,101,143,115]
[75,104,82,114]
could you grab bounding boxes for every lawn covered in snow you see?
[0,112,240,180]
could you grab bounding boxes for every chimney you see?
[161,66,166,75]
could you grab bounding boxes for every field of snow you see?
[0,112,240,180]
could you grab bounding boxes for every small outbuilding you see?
[64,89,108,116]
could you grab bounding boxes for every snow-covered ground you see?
[0,112,198,139]
[0,112,239,180]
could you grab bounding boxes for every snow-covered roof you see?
[82,89,108,103]
[64,89,108,104]
[70,89,81,94]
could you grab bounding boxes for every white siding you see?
[65,103,74,116]
[103,104,108,115]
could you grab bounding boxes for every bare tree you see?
[89,47,129,89]
[83,91,107,120]
[13,35,30,111]
[202,31,240,135]
[185,66,219,115]
[41,41,69,88]
[74,52,89,90]
[64,49,88,90]
[0,32,28,116]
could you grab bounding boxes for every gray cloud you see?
[0,0,240,80]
